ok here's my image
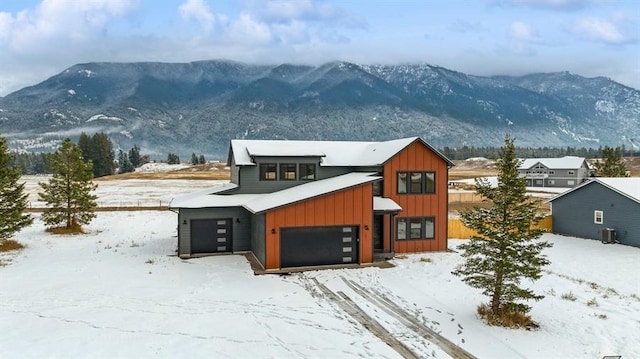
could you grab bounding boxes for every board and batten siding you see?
[383,140,449,253]
[250,213,267,268]
[263,183,374,270]
[178,207,252,256]
[552,182,640,247]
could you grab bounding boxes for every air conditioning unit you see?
[601,228,616,244]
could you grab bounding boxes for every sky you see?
[0,0,638,96]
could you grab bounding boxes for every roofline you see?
[383,137,455,168]
[247,176,381,214]
[547,178,640,205]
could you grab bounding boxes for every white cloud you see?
[178,0,216,34]
[571,17,630,44]
[495,0,590,11]
[510,21,540,42]
[228,13,273,45]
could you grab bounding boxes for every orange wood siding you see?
[383,140,449,253]
[264,184,374,270]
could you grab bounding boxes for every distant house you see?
[548,177,640,247]
[170,137,454,271]
[518,156,591,188]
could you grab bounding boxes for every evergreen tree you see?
[128,145,141,168]
[191,153,198,165]
[38,139,97,231]
[198,154,205,164]
[167,153,180,165]
[90,133,115,177]
[117,150,134,174]
[593,147,628,177]
[0,135,33,241]
[77,132,93,163]
[452,135,552,327]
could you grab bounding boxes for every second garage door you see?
[191,218,232,254]
[280,226,359,268]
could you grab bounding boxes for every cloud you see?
[178,0,217,34]
[571,16,633,44]
[510,21,541,42]
[242,0,367,28]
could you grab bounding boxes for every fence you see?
[448,216,552,239]
[448,192,485,203]
[26,200,170,212]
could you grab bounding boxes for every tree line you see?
[441,145,637,161]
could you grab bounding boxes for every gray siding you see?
[251,213,266,268]
[178,207,252,256]
[520,162,590,188]
[230,156,240,185]
[233,156,354,194]
[552,183,640,247]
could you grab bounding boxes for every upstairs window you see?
[568,170,575,175]
[259,163,277,181]
[299,164,316,180]
[280,163,297,180]
[397,171,436,194]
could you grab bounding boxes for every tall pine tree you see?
[0,135,33,241]
[452,135,552,328]
[38,139,97,231]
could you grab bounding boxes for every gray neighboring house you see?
[548,177,640,247]
[518,156,591,188]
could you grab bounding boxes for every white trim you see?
[594,210,603,224]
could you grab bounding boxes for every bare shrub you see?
[46,224,84,235]
[0,239,24,252]
[586,297,599,307]
[561,292,577,301]
[476,303,539,329]
[420,257,432,263]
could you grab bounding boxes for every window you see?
[260,163,277,180]
[397,172,408,194]
[594,210,603,224]
[549,171,555,175]
[397,217,436,240]
[397,218,407,240]
[568,170,575,175]
[299,164,315,180]
[425,172,435,193]
[397,171,436,194]
[410,172,423,193]
[567,180,575,186]
[280,163,296,180]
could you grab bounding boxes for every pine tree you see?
[128,145,141,168]
[191,153,198,165]
[90,133,115,177]
[594,147,628,177]
[167,153,180,165]
[117,150,134,174]
[198,154,205,164]
[0,135,33,241]
[452,135,552,327]
[38,139,97,231]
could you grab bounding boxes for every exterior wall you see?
[520,161,590,188]
[229,156,240,185]
[233,156,354,194]
[552,183,640,247]
[382,141,449,253]
[177,207,252,256]
[263,183,374,270]
[251,213,266,268]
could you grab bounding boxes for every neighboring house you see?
[170,137,454,271]
[518,156,591,188]
[548,177,640,247]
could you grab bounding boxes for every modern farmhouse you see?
[518,156,591,188]
[170,137,454,271]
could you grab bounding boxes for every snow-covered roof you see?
[245,172,380,213]
[230,137,454,167]
[373,197,402,212]
[548,177,640,204]
[170,172,382,212]
[519,156,587,170]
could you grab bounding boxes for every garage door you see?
[190,218,232,253]
[280,226,358,268]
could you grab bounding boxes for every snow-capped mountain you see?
[0,60,637,158]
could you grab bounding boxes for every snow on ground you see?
[1,211,639,359]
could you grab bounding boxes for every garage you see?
[280,226,359,268]
[190,218,232,253]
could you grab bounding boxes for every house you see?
[169,137,454,271]
[518,156,591,188]
[548,177,640,247]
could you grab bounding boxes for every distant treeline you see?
[440,145,637,161]
[9,144,637,174]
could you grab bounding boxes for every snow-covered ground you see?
[1,211,638,358]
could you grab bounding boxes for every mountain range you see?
[0,60,638,159]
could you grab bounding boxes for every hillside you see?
[0,60,638,158]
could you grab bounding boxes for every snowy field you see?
[1,211,638,359]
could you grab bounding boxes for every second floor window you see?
[299,164,315,180]
[397,171,436,194]
[280,163,297,180]
[260,163,277,180]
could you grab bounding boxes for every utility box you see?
[601,228,616,244]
